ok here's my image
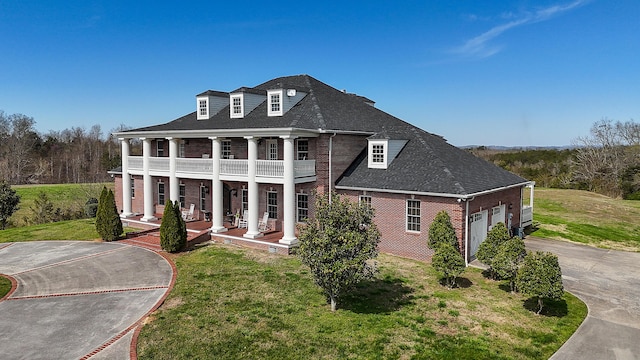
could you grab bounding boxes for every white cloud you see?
[450,0,590,59]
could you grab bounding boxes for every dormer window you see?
[368,140,387,169]
[199,99,208,117]
[231,95,243,118]
[268,90,283,116]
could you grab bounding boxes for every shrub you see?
[492,237,527,292]
[0,181,20,230]
[84,197,99,218]
[428,210,459,250]
[516,251,564,314]
[431,243,465,288]
[160,200,187,253]
[476,222,511,277]
[95,187,123,241]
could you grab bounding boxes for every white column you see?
[119,138,133,218]
[210,137,227,233]
[529,183,535,208]
[141,138,157,222]
[280,136,298,245]
[168,137,179,204]
[244,136,261,239]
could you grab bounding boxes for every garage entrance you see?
[469,209,488,259]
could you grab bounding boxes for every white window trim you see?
[241,189,248,212]
[266,139,278,160]
[197,98,208,119]
[156,139,165,157]
[230,94,244,118]
[267,190,278,219]
[200,185,207,212]
[368,140,388,169]
[296,138,308,160]
[297,193,308,223]
[178,140,185,158]
[157,181,165,206]
[359,195,372,208]
[406,199,421,233]
[179,184,186,209]
[267,89,283,116]
[221,140,231,159]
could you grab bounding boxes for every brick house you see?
[111,75,534,263]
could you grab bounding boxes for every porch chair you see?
[182,204,195,221]
[238,210,249,229]
[258,212,271,232]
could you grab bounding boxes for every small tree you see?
[160,200,187,253]
[298,192,381,311]
[29,191,56,225]
[516,251,564,314]
[428,210,459,250]
[476,222,511,278]
[95,187,123,241]
[431,243,465,288]
[492,237,527,292]
[0,181,20,230]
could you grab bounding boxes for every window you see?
[297,193,308,222]
[158,182,165,206]
[130,176,135,198]
[179,184,186,209]
[268,90,283,116]
[359,195,372,208]
[241,189,248,212]
[200,185,207,211]
[178,141,185,158]
[297,139,308,160]
[406,199,421,232]
[267,191,278,219]
[270,93,281,112]
[266,139,278,160]
[156,140,165,157]
[372,144,384,163]
[221,140,231,159]
[199,99,208,117]
[231,95,243,117]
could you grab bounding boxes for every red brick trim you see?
[0,273,17,301]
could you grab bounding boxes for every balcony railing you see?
[521,206,533,227]
[127,156,315,181]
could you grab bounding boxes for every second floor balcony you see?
[127,156,316,184]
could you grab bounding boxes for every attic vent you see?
[287,89,297,97]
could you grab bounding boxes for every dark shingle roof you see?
[124,74,528,195]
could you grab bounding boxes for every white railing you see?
[177,158,213,173]
[220,159,248,176]
[521,206,533,227]
[128,156,315,180]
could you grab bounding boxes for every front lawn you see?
[138,245,586,359]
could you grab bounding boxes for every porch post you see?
[529,183,535,208]
[141,138,157,222]
[168,137,179,204]
[210,137,227,233]
[119,138,133,218]
[244,136,262,239]
[280,136,298,245]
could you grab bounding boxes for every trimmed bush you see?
[160,200,187,253]
[492,237,527,292]
[95,187,123,241]
[516,251,564,314]
[428,210,459,250]
[431,243,465,288]
[85,197,99,218]
[476,222,511,277]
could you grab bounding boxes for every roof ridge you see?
[304,75,326,129]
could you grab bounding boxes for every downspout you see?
[463,196,475,267]
[328,133,336,204]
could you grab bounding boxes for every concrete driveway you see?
[0,241,174,360]
[526,237,640,360]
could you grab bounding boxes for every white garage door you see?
[469,209,488,258]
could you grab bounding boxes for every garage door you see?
[469,210,488,258]
[491,204,506,228]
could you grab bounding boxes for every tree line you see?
[0,110,139,185]
[471,119,640,199]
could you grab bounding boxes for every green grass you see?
[530,188,640,251]
[10,183,112,227]
[0,218,101,243]
[137,245,586,360]
[0,276,11,299]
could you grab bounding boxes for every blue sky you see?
[1,0,638,146]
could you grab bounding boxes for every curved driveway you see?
[0,241,174,360]
[526,237,640,360]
